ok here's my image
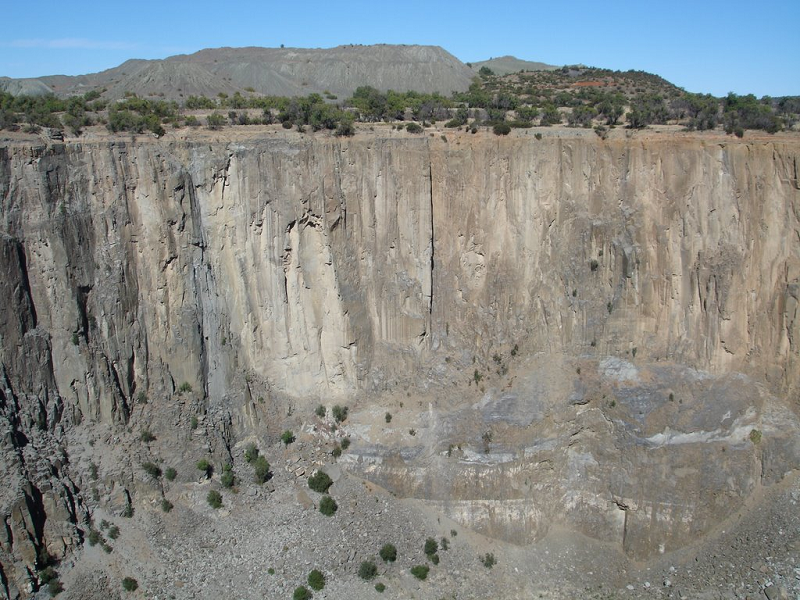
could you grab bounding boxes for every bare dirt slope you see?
[1,45,474,100]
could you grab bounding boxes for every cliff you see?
[0,132,798,596]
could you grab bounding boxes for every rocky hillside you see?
[0,45,475,100]
[0,131,798,598]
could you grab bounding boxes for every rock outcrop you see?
[0,132,798,596]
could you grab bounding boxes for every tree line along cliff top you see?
[1,46,798,140]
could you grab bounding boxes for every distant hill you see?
[0,45,475,100]
[470,56,558,75]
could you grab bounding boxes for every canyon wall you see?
[0,133,798,595]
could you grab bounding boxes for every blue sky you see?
[1,0,798,97]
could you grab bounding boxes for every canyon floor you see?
[51,356,800,600]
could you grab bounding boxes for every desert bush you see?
[190,416,198,430]
[319,495,338,516]
[340,437,351,450]
[293,586,312,600]
[410,565,429,580]
[424,537,438,556]
[315,405,326,418]
[207,490,222,509]
[493,122,511,135]
[244,443,259,463]
[140,430,155,443]
[165,467,177,481]
[308,569,325,591]
[331,405,348,423]
[48,579,64,596]
[332,445,342,458]
[221,464,235,488]
[749,429,762,444]
[253,456,271,484]
[107,525,120,540]
[161,499,173,512]
[358,560,378,580]
[481,552,496,568]
[308,470,333,493]
[121,577,138,591]
[385,412,392,423]
[206,112,225,130]
[379,543,397,562]
[39,567,58,584]
[441,537,450,551]
[405,122,423,134]
[142,462,162,479]
[178,381,192,393]
[281,430,295,445]
[196,459,213,477]
[87,529,103,546]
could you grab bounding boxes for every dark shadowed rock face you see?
[0,133,798,596]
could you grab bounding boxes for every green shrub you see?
[385,412,392,423]
[315,405,326,418]
[196,459,213,477]
[428,553,440,565]
[749,429,762,444]
[281,430,295,445]
[406,122,423,134]
[307,569,325,591]
[332,445,342,458]
[244,443,259,463]
[481,552,496,568]
[39,567,58,584]
[332,405,348,423]
[206,113,225,130]
[121,577,138,592]
[178,381,192,393]
[190,416,198,430]
[375,582,386,593]
[410,565,429,580]
[319,495,337,516]
[165,467,177,481]
[340,437,350,450]
[107,525,120,540]
[358,560,377,580]
[293,586,312,600]
[48,579,64,596]
[89,462,98,480]
[221,464,235,488]
[207,490,223,509]
[441,537,450,551]
[308,470,333,493]
[140,430,155,443]
[253,456,271,484]
[142,462,162,479]
[424,537,438,556]
[122,504,134,518]
[493,122,511,135]
[379,543,397,562]
[161,499,173,512]
[267,567,275,575]
[87,529,103,546]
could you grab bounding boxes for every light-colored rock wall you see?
[0,134,798,592]
[3,136,798,419]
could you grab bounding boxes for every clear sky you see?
[1,0,798,97]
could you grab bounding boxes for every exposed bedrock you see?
[0,134,798,593]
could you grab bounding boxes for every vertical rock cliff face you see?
[0,135,798,595]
